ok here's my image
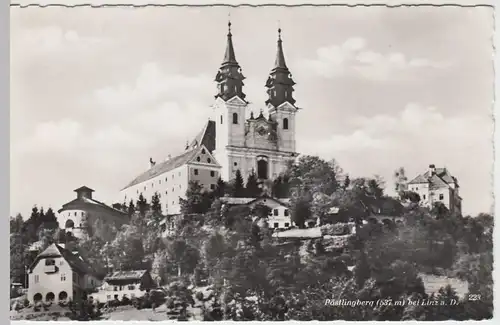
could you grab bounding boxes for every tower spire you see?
[214,21,247,102]
[274,27,288,70]
[265,27,296,107]
[222,21,237,65]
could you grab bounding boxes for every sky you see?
[10,5,494,217]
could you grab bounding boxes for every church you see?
[120,22,300,215]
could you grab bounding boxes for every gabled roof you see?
[220,195,291,207]
[408,167,458,189]
[189,120,216,153]
[123,146,203,190]
[29,243,97,276]
[105,270,148,281]
[58,195,127,216]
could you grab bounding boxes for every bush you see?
[121,295,131,306]
[195,291,204,302]
[23,298,30,308]
[321,223,350,236]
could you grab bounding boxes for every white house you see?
[408,164,462,215]
[27,243,102,304]
[90,270,155,302]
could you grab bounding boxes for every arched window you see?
[220,115,223,124]
[257,156,269,180]
[65,219,75,229]
[233,112,238,124]
[283,118,289,130]
[33,293,42,302]
[58,291,68,301]
[46,292,55,302]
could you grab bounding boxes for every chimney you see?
[428,164,436,176]
[149,157,156,169]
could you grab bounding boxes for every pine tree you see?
[127,200,136,217]
[42,208,59,229]
[137,194,148,217]
[245,169,261,198]
[214,177,226,198]
[231,170,245,197]
[151,192,162,216]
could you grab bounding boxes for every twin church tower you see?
[121,22,300,214]
[212,22,299,183]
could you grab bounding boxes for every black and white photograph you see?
[9,2,494,321]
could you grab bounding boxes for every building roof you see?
[220,195,291,207]
[188,120,216,153]
[122,147,200,190]
[58,195,127,216]
[408,166,458,189]
[74,186,94,193]
[105,270,148,281]
[29,243,97,276]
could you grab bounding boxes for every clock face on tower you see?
[257,126,267,136]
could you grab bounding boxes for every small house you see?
[90,270,155,302]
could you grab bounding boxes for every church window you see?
[144,186,146,191]
[210,184,215,190]
[257,156,269,180]
[234,162,238,166]
[74,212,77,216]
[220,115,223,124]
[197,157,201,162]
[273,209,279,216]
[165,177,168,181]
[210,171,215,177]
[284,209,289,216]
[165,190,168,195]
[283,118,289,130]
[439,194,444,200]
[151,183,154,188]
[233,113,238,124]
[194,169,199,175]
[202,149,206,154]
[207,158,212,163]
[423,194,426,200]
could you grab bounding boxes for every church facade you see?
[120,23,299,215]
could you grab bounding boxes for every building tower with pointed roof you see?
[119,22,300,214]
[266,28,298,154]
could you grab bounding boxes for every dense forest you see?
[10,156,493,320]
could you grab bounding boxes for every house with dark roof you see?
[27,243,102,304]
[408,164,462,214]
[220,195,294,230]
[90,270,155,302]
[58,186,128,240]
[120,144,222,215]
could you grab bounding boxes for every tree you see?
[10,233,26,284]
[287,156,341,196]
[127,200,136,217]
[290,193,312,229]
[151,192,162,216]
[151,250,168,286]
[245,170,261,198]
[230,170,246,197]
[180,181,212,215]
[10,214,24,234]
[108,225,146,271]
[41,208,59,229]
[137,194,148,217]
[214,177,226,198]
[166,239,200,276]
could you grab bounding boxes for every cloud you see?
[93,62,214,112]
[299,37,453,81]
[12,26,106,58]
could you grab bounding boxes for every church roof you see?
[189,120,216,152]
